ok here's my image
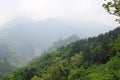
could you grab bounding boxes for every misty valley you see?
[0,0,120,80]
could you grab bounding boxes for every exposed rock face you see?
[34,48,41,57]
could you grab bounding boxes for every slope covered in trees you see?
[0,17,114,77]
[1,27,120,80]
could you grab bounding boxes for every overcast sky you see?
[0,0,118,26]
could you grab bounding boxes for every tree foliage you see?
[103,0,120,23]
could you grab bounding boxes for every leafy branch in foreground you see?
[103,0,120,23]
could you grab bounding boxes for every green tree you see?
[8,73,14,80]
[31,76,43,80]
[103,0,120,23]
[71,52,83,68]
[48,64,65,80]
[68,68,86,80]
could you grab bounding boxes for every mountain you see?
[0,17,114,52]
[0,18,77,52]
[1,27,120,80]
[48,34,80,51]
[0,18,78,66]
[0,17,115,77]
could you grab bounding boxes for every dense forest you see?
[1,27,120,80]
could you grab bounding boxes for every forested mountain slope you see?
[1,27,120,80]
[0,18,114,74]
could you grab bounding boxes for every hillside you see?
[0,55,14,77]
[1,27,120,80]
[0,18,113,68]
[48,34,80,52]
[0,42,27,76]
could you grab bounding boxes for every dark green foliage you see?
[1,27,120,80]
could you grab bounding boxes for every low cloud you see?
[0,0,117,26]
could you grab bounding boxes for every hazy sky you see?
[0,0,118,26]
